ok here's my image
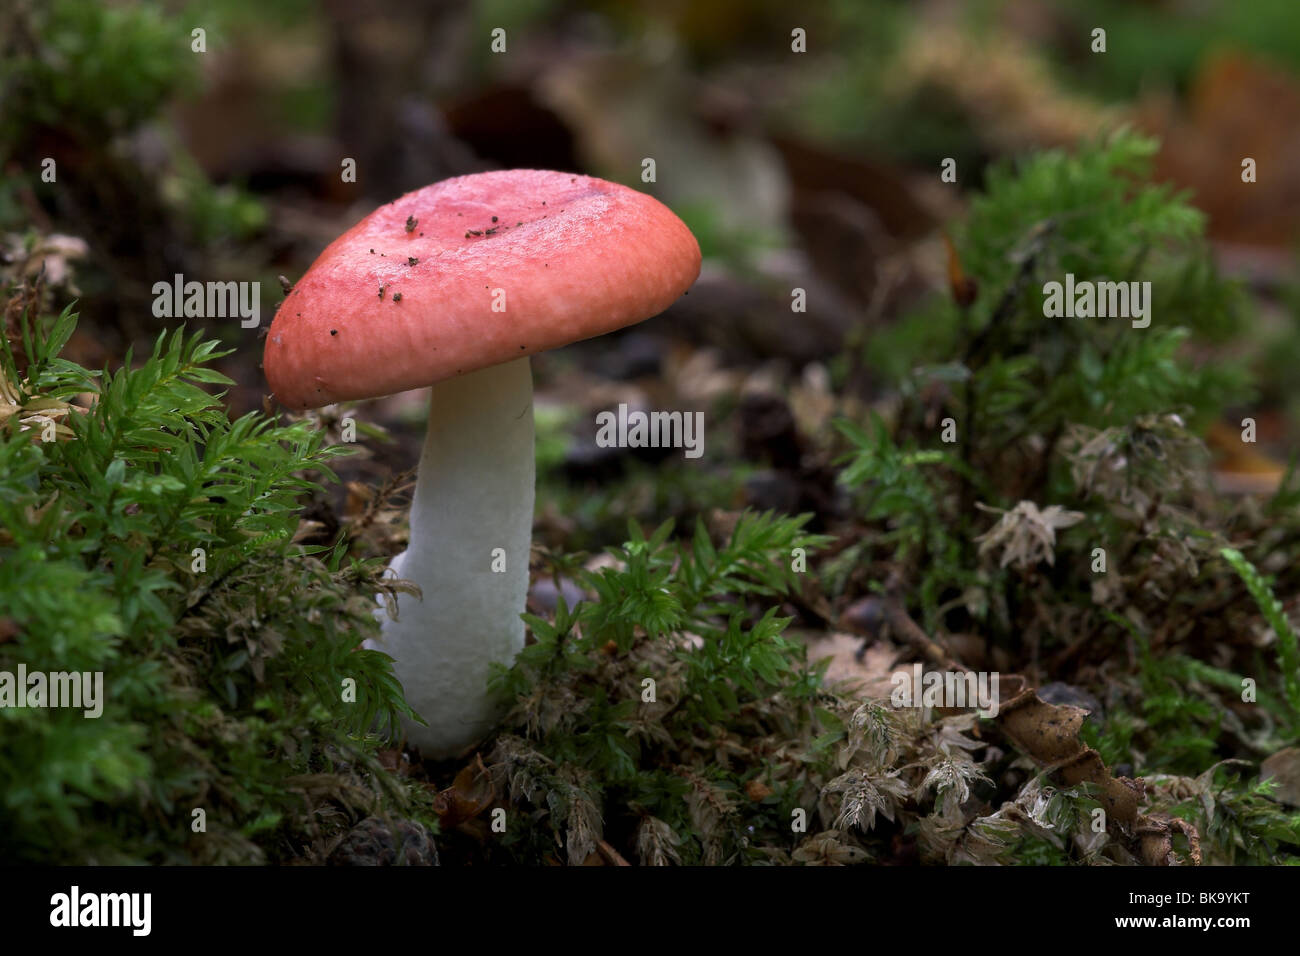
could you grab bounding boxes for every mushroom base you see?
[368,357,535,758]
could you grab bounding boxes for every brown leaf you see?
[1140,53,1300,247]
[432,754,496,828]
[998,687,1143,825]
[996,685,1199,864]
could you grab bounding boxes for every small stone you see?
[1037,682,1104,726]
[529,576,587,613]
[329,816,438,866]
[1261,747,1300,807]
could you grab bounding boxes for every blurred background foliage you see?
[4,0,1299,447]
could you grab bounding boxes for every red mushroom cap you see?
[263,170,701,409]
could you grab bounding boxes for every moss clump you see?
[0,287,428,864]
[472,132,1300,866]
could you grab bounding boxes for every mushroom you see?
[263,170,701,758]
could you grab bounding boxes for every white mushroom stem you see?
[369,357,535,758]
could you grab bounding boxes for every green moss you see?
[0,306,427,864]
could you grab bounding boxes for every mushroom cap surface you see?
[264,169,701,409]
